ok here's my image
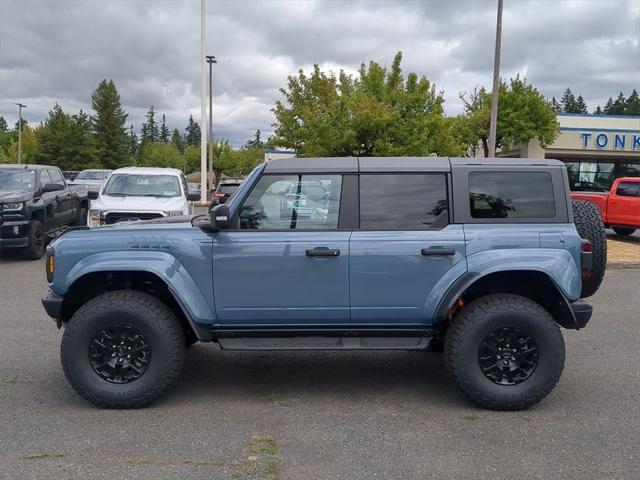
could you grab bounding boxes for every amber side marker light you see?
[46,252,54,282]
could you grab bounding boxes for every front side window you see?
[48,169,66,186]
[103,174,181,198]
[359,174,448,229]
[469,171,555,219]
[616,182,639,197]
[238,174,342,230]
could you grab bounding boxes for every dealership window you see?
[562,159,640,192]
[469,171,556,219]
[238,174,342,230]
[359,174,448,229]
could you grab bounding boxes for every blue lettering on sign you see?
[614,135,626,149]
[633,135,640,150]
[580,133,591,148]
[595,133,608,149]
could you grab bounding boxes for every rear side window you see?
[48,169,66,186]
[469,171,555,219]
[616,182,639,197]
[359,174,448,229]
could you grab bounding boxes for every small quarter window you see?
[469,171,556,219]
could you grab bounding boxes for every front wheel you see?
[23,219,46,260]
[61,290,185,408]
[445,294,565,410]
[612,226,636,236]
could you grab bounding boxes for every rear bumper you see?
[570,300,593,329]
[42,290,64,321]
[0,220,30,248]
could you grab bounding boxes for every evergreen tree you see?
[574,95,588,114]
[14,118,29,130]
[141,105,159,142]
[603,97,615,115]
[593,106,604,115]
[560,88,577,113]
[90,79,128,169]
[171,128,185,153]
[127,125,138,162]
[160,114,170,143]
[0,116,7,132]
[244,129,264,149]
[185,115,201,146]
[625,89,640,115]
[551,97,562,114]
[613,92,627,114]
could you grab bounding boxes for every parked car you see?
[0,164,88,259]
[69,169,112,193]
[279,180,328,218]
[571,177,640,236]
[210,180,242,207]
[62,171,80,182]
[42,157,605,410]
[86,167,199,227]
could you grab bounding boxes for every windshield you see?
[103,174,182,197]
[76,170,108,180]
[0,170,37,190]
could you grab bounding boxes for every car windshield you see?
[76,170,108,180]
[0,170,37,190]
[103,174,181,197]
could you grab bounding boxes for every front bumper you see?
[0,220,30,248]
[42,290,64,324]
[570,300,593,329]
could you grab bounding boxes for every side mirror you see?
[210,203,231,231]
[87,190,99,200]
[42,183,65,193]
[187,192,200,202]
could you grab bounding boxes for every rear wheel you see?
[612,226,636,236]
[23,219,46,260]
[61,290,185,408]
[572,200,607,298]
[445,294,565,410]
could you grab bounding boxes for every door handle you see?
[421,247,455,256]
[306,247,340,257]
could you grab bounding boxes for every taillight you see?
[582,241,592,252]
[213,192,225,197]
[581,239,593,279]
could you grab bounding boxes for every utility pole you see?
[488,0,503,158]
[206,55,217,192]
[15,103,26,164]
[199,0,207,203]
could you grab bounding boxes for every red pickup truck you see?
[571,177,640,236]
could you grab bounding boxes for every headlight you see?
[164,211,183,216]
[2,202,24,210]
[88,209,103,227]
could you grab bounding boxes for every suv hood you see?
[92,194,185,212]
[0,189,33,203]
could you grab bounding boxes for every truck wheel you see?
[612,226,636,236]
[61,290,185,408]
[444,294,565,411]
[72,207,88,226]
[23,219,46,260]
[572,200,607,298]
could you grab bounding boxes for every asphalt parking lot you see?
[1,249,639,479]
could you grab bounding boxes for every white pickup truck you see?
[87,167,199,227]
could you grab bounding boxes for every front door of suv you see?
[349,174,466,326]
[212,174,350,326]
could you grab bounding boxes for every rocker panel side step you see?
[217,336,432,351]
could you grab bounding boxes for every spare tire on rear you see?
[572,200,607,298]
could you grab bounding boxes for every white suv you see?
[87,167,198,227]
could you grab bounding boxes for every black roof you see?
[263,156,564,173]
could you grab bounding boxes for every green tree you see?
[272,52,463,157]
[185,115,201,146]
[138,142,184,170]
[127,125,138,163]
[551,97,562,114]
[459,76,559,157]
[141,105,159,143]
[7,124,40,163]
[0,116,7,132]
[625,89,639,115]
[574,95,588,114]
[171,128,185,153]
[560,88,577,113]
[593,105,604,115]
[90,79,129,169]
[244,129,264,149]
[160,114,170,143]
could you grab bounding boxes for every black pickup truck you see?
[0,164,89,259]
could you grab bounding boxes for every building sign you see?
[580,132,640,151]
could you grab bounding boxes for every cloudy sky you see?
[1,0,639,146]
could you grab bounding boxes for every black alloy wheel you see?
[478,326,539,386]
[89,324,151,384]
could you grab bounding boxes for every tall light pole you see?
[206,55,217,191]
[488,0,503,158]
[15,103,26,164]
[199,0,207,203]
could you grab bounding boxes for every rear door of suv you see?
[349,164,466,326]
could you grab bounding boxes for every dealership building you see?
[500,113,640,191]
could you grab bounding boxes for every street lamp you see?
[15,103,26,164]
[206,55,217,192]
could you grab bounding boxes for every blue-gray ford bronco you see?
[41,157,607,410]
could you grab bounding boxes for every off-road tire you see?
[612,226,636,236]
[72,207,88,226]
[572,200,607,298]
[444,294,565,411]
[61,290,185,408]
[23,219,46,260]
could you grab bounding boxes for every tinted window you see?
[48,169,66,186]
[359,174,448,229]
[469,171,555,219]
[239,174,342,230]
[616,182,639,197]
[219,184,240,195]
